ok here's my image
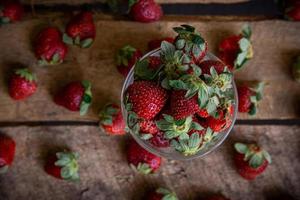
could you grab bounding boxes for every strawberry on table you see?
[116,45,142,77]
[45,151,79,181]
[147,188,178,200]
[285,1,300,21]
[54,80,92,115]
[234,142,271,180]
[63,11,96,48]
[9,68,37,100]
[0,135,16,174]
[218,25,253,71]
[0,1,23,24]
[148,37,174,51]
[126,80,168,120]
[127,140,161,174]
[99,103,126,135]
[129,0,163,23]
[237,82,265,115]
[34,27,68,66]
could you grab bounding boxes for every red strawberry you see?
[285,1,300,21]
[148,37,174,51]
[205,106,233,132]
[234,142,271,180]
[54,80,92,115]
[205,195,231,200]
[0,135,16,174]
[218,25,253,71]
[34,27,68,65]
[237,82,264,115]
[0,1,23,24]
[139,119,159,134]
[173,25,208,63]
[150,131,170,147]
[116,45,142,77]
[199,60,229,74]
[147,188,178,200]
[129,0,163,23]
[63,11,96,48]
[45,151,80,181]
[170,90,199,120]
[127,140,161,174]
[99,103,126,135]
[127,80,168,120]
[9,68,37,100]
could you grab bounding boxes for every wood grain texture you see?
[0,125,299,200]
[0,18,299,122]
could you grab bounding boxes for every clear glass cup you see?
[121,48,238,160]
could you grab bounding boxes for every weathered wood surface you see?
[0,18,299,122]
[0,125,299,200]
[21,0,249,5]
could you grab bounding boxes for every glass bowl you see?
[121,48,238,160]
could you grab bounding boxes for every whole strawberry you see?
[292,56,300,82]
[116,45,142,77]
[147,188,178,200]
[45,151,79,181]
[99,103,126,135]
[63,11,96,48]
[126,80,168,120]
[218,25,253,71]
[34,27,68,65]
[285,1,300,21]
[234,142,271,180]
[237,82,264,115]
[148,37,174,51]
[9,68,37,100]
[0,1,23,24]
[54,80,92,115]
[127,140,161,174]
[0,135,16,173]
[129,0,163,23]
[205,195,231,200]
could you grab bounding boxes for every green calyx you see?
[171,132,202,156]
[55,151,80,181]
[234,142,272,168]
[99,104,119,125]
[116,45,136,66]
[241,24,252,39]
[292,56,300,82]
[202,128,218,144]
[234,37,253,70]
[160,41,190,80]
[15,68,37,82]
[173,24,206,59]
[63,34,94,48]
[0,16,10,25]
[156,188,178,200]
[156,115,203,140]
[131,163,153,174]
[134,58,163,80]
[38,53,62,66]
[248,82,265,115]
[80,80,92,116]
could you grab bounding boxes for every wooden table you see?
[0,1,299,200]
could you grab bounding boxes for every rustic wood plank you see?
[0,18,299,122]
[0,125,299,200]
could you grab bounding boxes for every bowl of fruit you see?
[121,25,238,160]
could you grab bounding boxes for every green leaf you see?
[0,17,10,24]
[137,163,152,174]
[191,64,202,77]
[80,38,94,48]
[161,77,171,90]
[74,35,81,45]
[198,87,208,108]
[234,51,248,69]
[169,80,186,90]
[249,154,264,168]
[190,121,203,131]
[51,53,61,64]
[210,67,218,78]
[175,39,185,49]
[80,101,90,116]
[63,33,74,45]
[234,143,248,154]
[241,24,252,39]
[179,133,189,140]
[239,38,250,52]
[163,114,174,123]
[192,45,201,58]
[262,150,272,164]
[161,41,176,56]
[140,134,153,140]
[248,104,257,115]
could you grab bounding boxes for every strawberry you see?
[45,151,80,181]
[34,27,68,65]
[126,80,168,120]
[9,68,37,100]
[99,103,126,135]
[63,11,96,48]
[285,1,300,21]
[205,195,231,200]
[139,119,159,134]
[116,45,142,77]
[237,82,264,115]
[147,188,178,200]
[127,140,161,174]
[134,56,163,80]
[199,60,228,74]
[218,25,253,71]
[173,24,208,63]
[0,1,23,24]
[197,108,209,118]
[204,106,233,132]
[148,37,174,51]
[129,0,163,23]
[150,131,170,147]
[292,56,300,82]
[0,135,16,174]
[234,142,271,180]
[54,80,92,115]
